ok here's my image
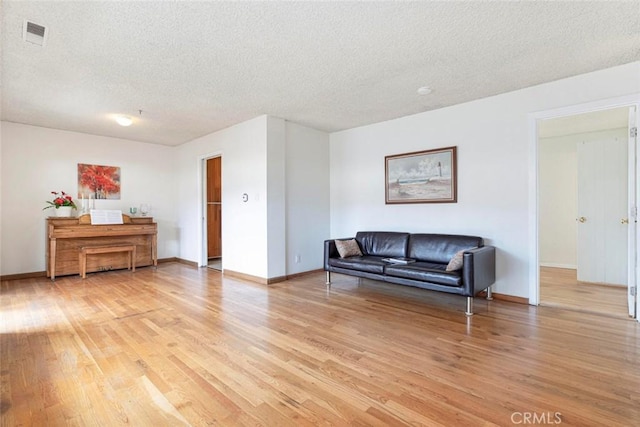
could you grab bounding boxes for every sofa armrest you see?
[462,246,496,296]
[324,238,353,270]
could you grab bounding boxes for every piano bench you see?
[79,244,137,279]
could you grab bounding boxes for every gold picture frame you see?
[385,146,457,204]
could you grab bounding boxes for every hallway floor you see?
[207,258,221,271]
[539,267,629,319]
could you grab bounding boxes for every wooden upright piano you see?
[46,214,157,280]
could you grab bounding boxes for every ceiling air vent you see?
[23,20,47,46]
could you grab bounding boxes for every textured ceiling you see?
[2,1,639,146]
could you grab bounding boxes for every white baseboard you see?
[539,263,576,270]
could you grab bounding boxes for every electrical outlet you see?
[294,255,301,263]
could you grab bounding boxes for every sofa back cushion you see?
[355,231,409,258]
[408,234,483,264]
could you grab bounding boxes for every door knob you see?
[621,218,629,224]
[578,217,587,223]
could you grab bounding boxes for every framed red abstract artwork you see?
[77,163,121,200]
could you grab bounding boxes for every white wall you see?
[329,62,640,298]
[285,122,330,274]
[175,115,331,280]
[0,122,178,275]
[539,134,578,268]
[266,116,287,278]
[176,115,269,278]
[539,128,627,269]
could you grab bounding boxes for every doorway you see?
[206,156,222,270]
[537,107,632,318]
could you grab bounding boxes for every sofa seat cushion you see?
[328,256,386,274]
[384,262,462,287]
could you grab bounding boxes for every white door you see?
[628,107,638,318]
[576,137,628,286]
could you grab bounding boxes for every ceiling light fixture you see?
[417,86,433,96]
[115,115,133,127]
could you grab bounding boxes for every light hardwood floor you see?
[207,258,222,271]
[540,267,629,319]
[1,264,639,426]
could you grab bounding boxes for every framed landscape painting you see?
[385,146,457,204]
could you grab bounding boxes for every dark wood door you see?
[207,157,222,258]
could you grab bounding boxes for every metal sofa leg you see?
[326,271,331,286]
[465,297,474,316]
[486,285,494,300]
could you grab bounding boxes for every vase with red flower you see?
[43,191,77,217]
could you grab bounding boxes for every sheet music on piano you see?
[90,209,124,225]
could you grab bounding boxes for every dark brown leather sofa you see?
[324,231,496,315]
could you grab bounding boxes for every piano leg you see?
[152,233,158,268]
[49,238,57,281]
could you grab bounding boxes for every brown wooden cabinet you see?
[46,215,157,279]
